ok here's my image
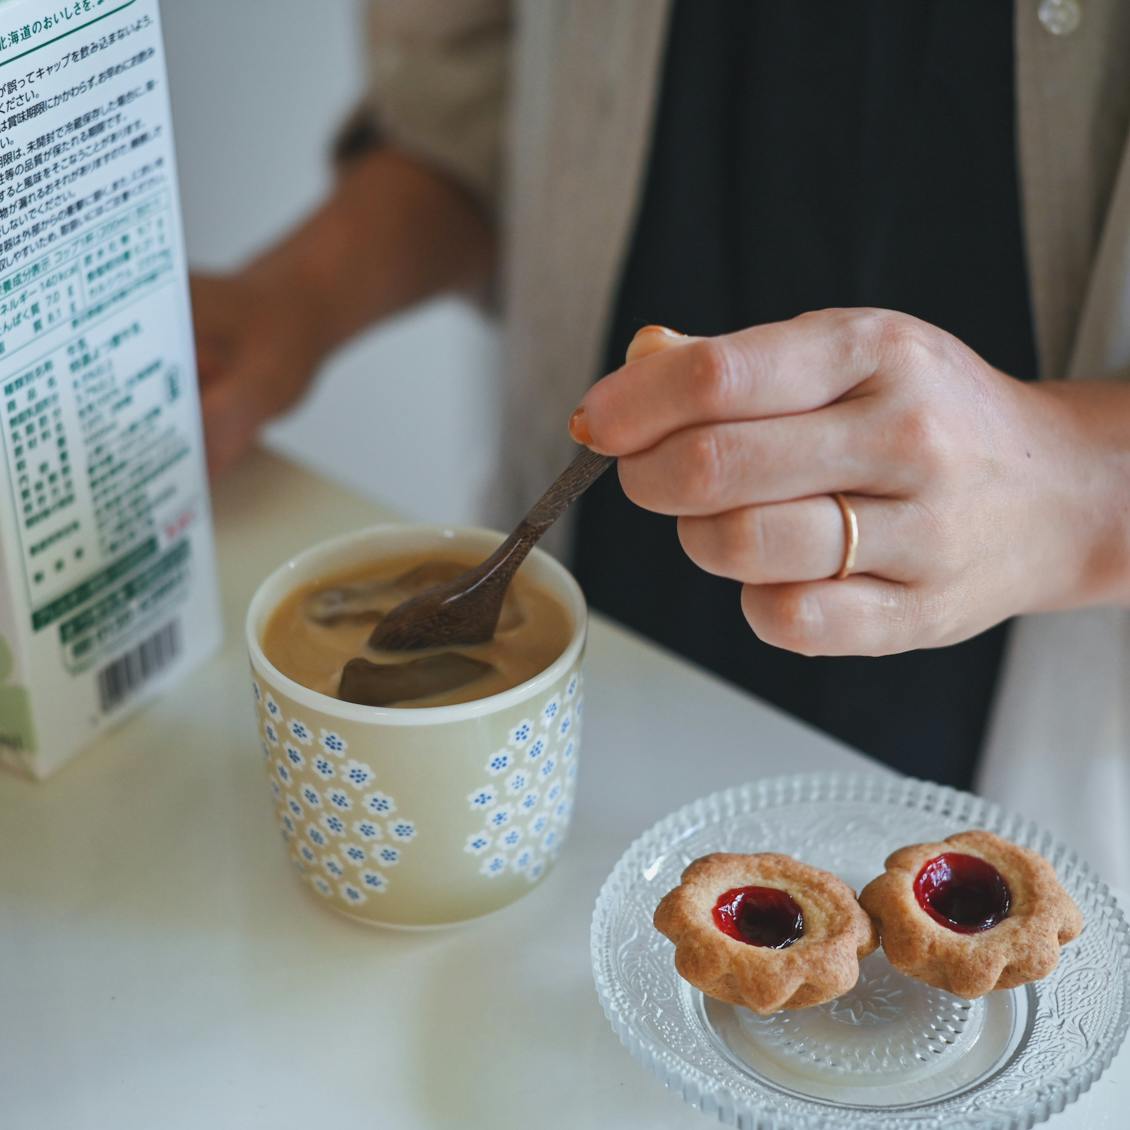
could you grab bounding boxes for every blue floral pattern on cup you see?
[288,719,313,746]
[486,750,511,776]
[326,788,352,812]
[481,854,508,877]
[468,786,497,810]
[320,812,346,838]
[255,666,580,909]
[320,730,347,757]
[486,804,513,830]
[464,679,582,882]
[509,720,534,747]
[340,882,365,905]
[341,759,374,789]
[257,695,417,902]
[363,791,396,816]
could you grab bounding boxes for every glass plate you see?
[591,774,1130,1129]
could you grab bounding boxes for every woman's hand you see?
[192,268,328,478]
[570,311,1130,656]
[192,148,496,479]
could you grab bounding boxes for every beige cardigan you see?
[362,0,1130,886]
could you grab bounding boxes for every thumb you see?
[625,324,699,363]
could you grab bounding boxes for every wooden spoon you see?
[368,448,612,651]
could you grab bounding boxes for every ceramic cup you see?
[245,524,587,928]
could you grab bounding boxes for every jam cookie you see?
[859,830,1084,999]
[653,852,879,1014]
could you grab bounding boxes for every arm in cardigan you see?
[192,0,510,477]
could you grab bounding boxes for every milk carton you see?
[0,0,221,778]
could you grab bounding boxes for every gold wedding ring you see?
[832,493,859,581]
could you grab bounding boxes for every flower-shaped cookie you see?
[858,830,1084,999]
[653,852,879,1014]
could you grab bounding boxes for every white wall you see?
[161,0,503,525]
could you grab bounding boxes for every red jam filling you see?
[713,885,805,949]
[913,852,1011,934]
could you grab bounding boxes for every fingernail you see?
[636,324,684,339]
[569,406,593,446]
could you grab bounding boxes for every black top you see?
[571,0,1038,788]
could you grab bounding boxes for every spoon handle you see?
[523,448,614,532]
[367,448,613,651]
[469,449,612,596]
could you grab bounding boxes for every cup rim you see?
[245,523,588,727]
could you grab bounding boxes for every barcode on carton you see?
[97,620,182,713]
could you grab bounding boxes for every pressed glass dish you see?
[590,774,1130,1129]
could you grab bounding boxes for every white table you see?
[1,450,1125,1130]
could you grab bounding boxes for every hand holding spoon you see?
[367,447,612,652]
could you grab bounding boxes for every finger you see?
[678,495,921,585]
[202,382,255,478]
[195,339,228,388]
[624,324,698,363]
[191,276,238,383]
[189,274,231,324]
[579,308,890,456]
[740,577,930,658]
[570,325,695,445]
[200,365,276,478]
[617,398,909,516]
[190,283,231,353]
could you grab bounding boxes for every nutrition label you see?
[0,0,206,672]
